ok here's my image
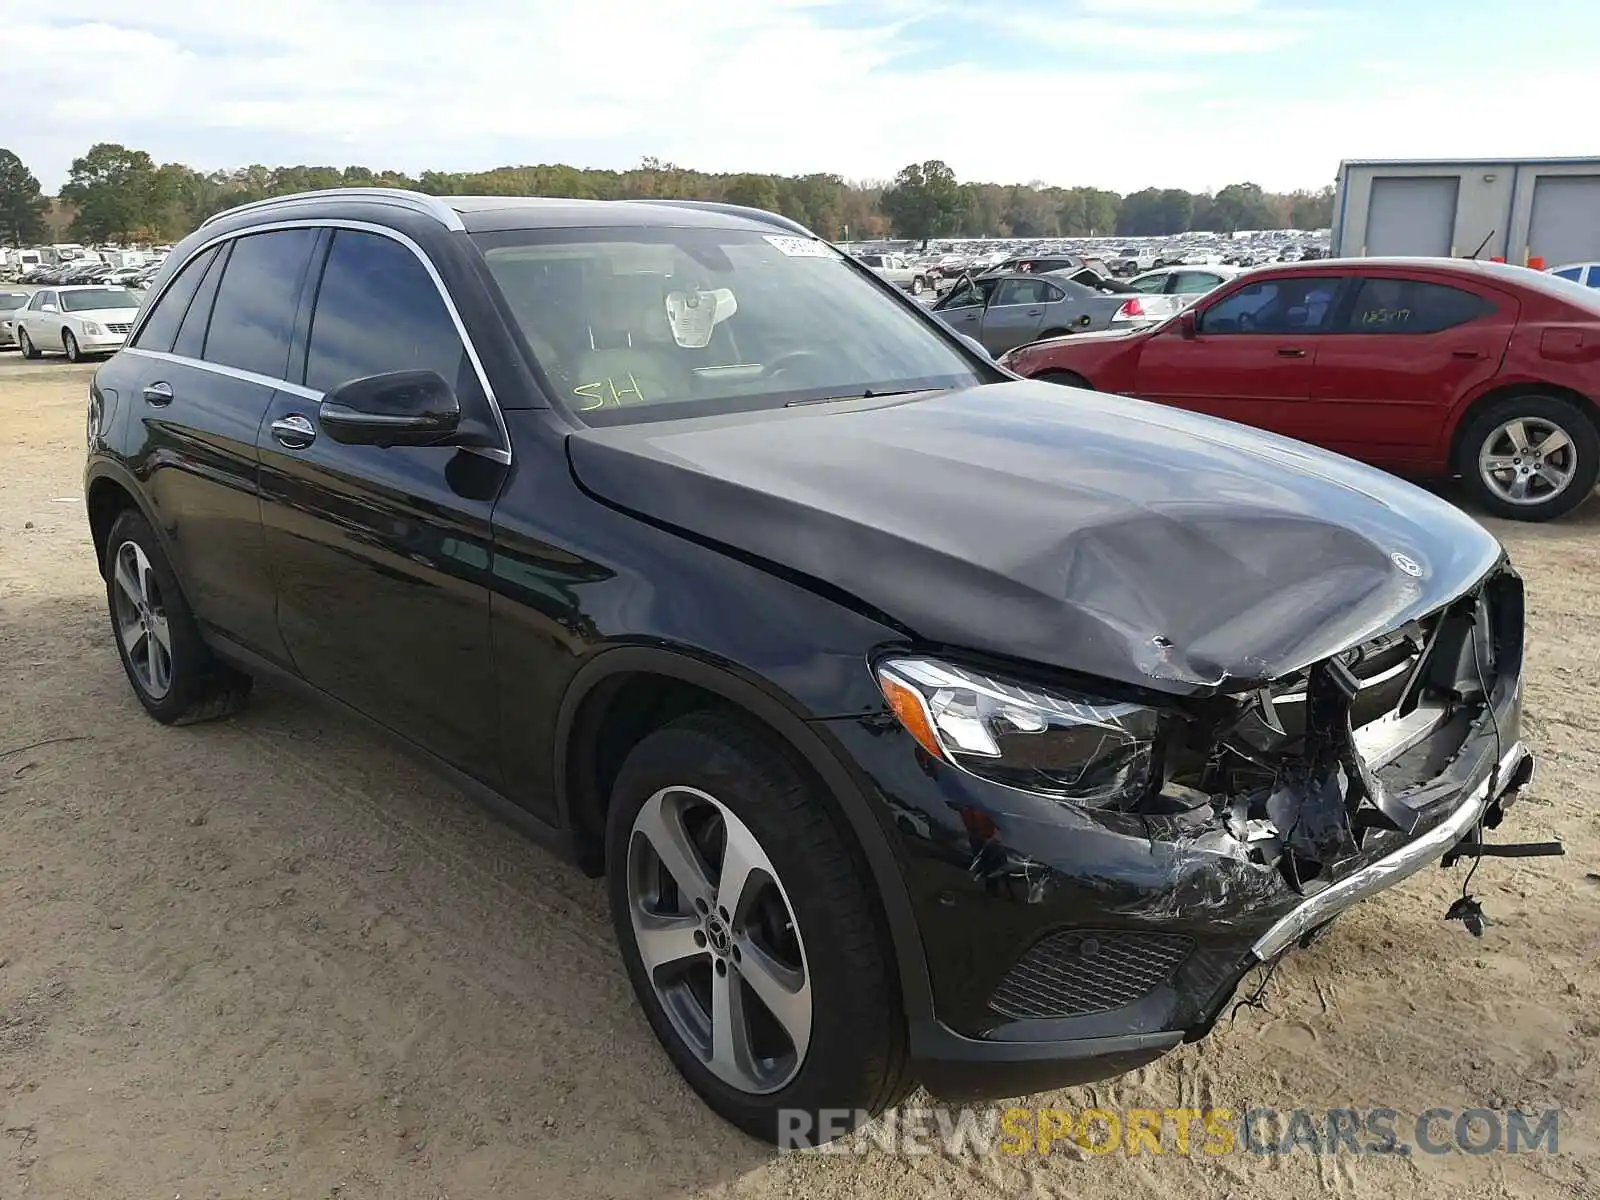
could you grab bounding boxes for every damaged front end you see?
[850,561,1538,1054]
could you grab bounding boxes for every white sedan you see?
[13,285,142,361]
[1125,265,1242,302]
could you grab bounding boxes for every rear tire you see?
[18,328,39,359]
[606,710,911,1145]
[1038,328,1072,340]
[103,509,252,724]
[1456,394,1599,522]
[911,276,926,296]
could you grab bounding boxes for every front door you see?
[255,227,507,778]
[1307,273,1516,467]
[980,276,1054,354]
[933,276,995,344]
[1135,274,1347,438]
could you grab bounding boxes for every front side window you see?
[306,230,469,395]
[1345,278,1488,334]
[1553,266,1583,282]
[203,229,318,379]
[131,246,219,353]
[476,226,984,424]
[30,291,55,310]
[1585,265,1600,288]
[941,278,992,309]
[1199,276,1343,334]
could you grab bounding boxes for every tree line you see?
[0,143,1334,249]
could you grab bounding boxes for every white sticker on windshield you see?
[763,235,839,259]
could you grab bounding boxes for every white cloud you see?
[0,0,1587,197]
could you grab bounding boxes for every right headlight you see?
[875,655,1162,809]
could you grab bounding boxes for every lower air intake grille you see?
[989,929,1194,1020]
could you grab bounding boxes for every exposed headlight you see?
[875,655,1161,808]
[81,321,102,335]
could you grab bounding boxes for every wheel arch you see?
[84,462,190,602]
[553,644,934,1019]
[1447,381,1600,472]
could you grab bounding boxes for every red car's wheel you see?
[1457,395,1599,522]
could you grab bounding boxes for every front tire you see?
[103,509,252,724]
[606,711,910,1145]
[1037,369,1091,389]
[1457,395,1599,521]
[63,330,81,362]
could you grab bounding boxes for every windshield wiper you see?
[785,387,929,408]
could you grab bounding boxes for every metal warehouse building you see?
[1331,157,1600,267]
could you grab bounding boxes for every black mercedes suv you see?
[86,188,1535,1144]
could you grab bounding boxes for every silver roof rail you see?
[628,199,817,238]
[201,188,465,232]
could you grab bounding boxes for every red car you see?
[999,258,1600,521]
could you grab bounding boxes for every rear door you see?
[113,233,316,663]
[1307,273,1517,466]
[980,276,1053,353]
[255,227,505,777]
[1134,274,1347,436]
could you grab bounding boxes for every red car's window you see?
[1343,278,1490,334]
[1198,277,1343,335]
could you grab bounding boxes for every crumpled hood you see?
[566,381,1503,694]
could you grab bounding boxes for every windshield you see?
[475,226,984,424]
[61,288,139,312]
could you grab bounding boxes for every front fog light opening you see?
[876,656,1160,809]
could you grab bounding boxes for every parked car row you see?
[998,256,1600,521]
[19,260,161,287]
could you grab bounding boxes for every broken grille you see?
[989,928,1194,1020]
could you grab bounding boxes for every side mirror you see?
[318,370,461,447]
[41,303,58,314]
[1178,310,1197,339]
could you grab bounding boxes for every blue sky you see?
[5,0,1595,194]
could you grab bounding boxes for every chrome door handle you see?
[1276,347,1307,358]
[142,381,173,406]
[1026,308,1044,316]
[270,414,317,449]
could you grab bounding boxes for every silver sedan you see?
[930,271,1182,356]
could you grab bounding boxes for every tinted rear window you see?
[131,247,218,353]
[1345,278,1488,333]
[203,229,317,378]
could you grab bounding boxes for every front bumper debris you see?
[1249,740,1530,962]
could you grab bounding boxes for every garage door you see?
[1364,177,1459,257]
[1526,175,1600,269]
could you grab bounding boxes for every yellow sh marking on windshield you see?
[574,373,647,410]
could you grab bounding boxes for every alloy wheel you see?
[1478,416,1578,507]
[626,785,812,1095]
[110,540,174,699]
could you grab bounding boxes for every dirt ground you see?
[1,356,1596,1199]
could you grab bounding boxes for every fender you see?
[551,642,936,1022]
[1429,369,1597,468]
[83,457,191,598]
